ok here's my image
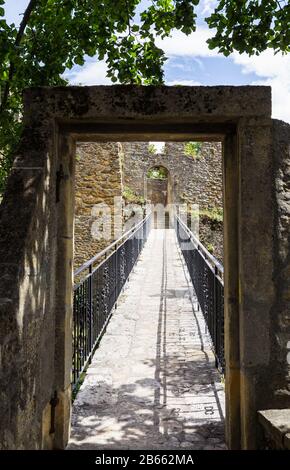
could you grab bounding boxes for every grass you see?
[191,206,223,223]
[122,186,145,205]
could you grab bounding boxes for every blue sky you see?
[4,0,290,123]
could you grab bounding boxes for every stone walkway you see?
[68,229,226,450]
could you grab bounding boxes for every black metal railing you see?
[72,213,151,392]
[175,214,225,373]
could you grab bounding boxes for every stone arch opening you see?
[146,164,171,228]
[0,85,289,451]
[144,165,171,207]
[145,164,175,229]
[146,165,169,204]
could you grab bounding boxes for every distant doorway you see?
[146,165,169,205]
[146,165,171,228]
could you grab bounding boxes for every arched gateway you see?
[0,86,289,450]
[146,165,170,206]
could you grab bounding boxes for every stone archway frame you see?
[145,164,172,205]
[1,85,288,450]
[145,164,172,229]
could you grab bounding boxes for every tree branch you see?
[0,0,38,114]
[125,0,132,35]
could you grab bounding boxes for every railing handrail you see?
[175,213,225,373]
[74,212,151,277]
[72,211,152,393]
[175,213,224,276]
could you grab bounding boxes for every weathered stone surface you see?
[122,141,223,259]
[123,142,223,208]
[284,433,290,450]
[75,140,223,263]
[23,85,271,125]
[68,229,226,450]
[270,120,290,408]
[0,129,57,450]
[0,84,288,450]
[74,142,122,268]
[258,409,290,449]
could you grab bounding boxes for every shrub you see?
[148,143,157,154]
[206,243,214,253]
[146,166,167,180]
[184,142,203,159]
[122,186,145,205]
[191,206,223,224]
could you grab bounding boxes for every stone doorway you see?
[0,86,289,450]
[146,165,171,229]
[146,165,169,206]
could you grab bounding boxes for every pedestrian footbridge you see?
[68,215,225,450]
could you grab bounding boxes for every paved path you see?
[68,229,226,450]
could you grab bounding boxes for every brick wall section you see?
[74,142,122,268]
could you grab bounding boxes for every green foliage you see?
[184,141,202,159]
[206,0,290,56]
[0,112,23,194]
[0,0,199,194]
[147,166,168,179]
[192,207,223,223]
[206,242,214,254]
[122,185,145,205]
[1,0,289,195]
[148,143,157,154]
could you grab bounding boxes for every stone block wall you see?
[0,126,58,449]
[269,120,290,409]
[198,216,223,262]
[74,143,122,269]
[74,141,224,264]
[122,141,223,209]
[147,178,168,205]
[258,410,290,449]
[122,141,223,259]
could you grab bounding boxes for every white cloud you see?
[63,25,290,124]
[149,141,165,152]
[157,27,218,58]
[232,50,290,79]
[160,26,290,123]
[254,76,290,123]
[166,79,202,86]
[232,51,290,123]
[201,0,217,15]
[65,59,112,85]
